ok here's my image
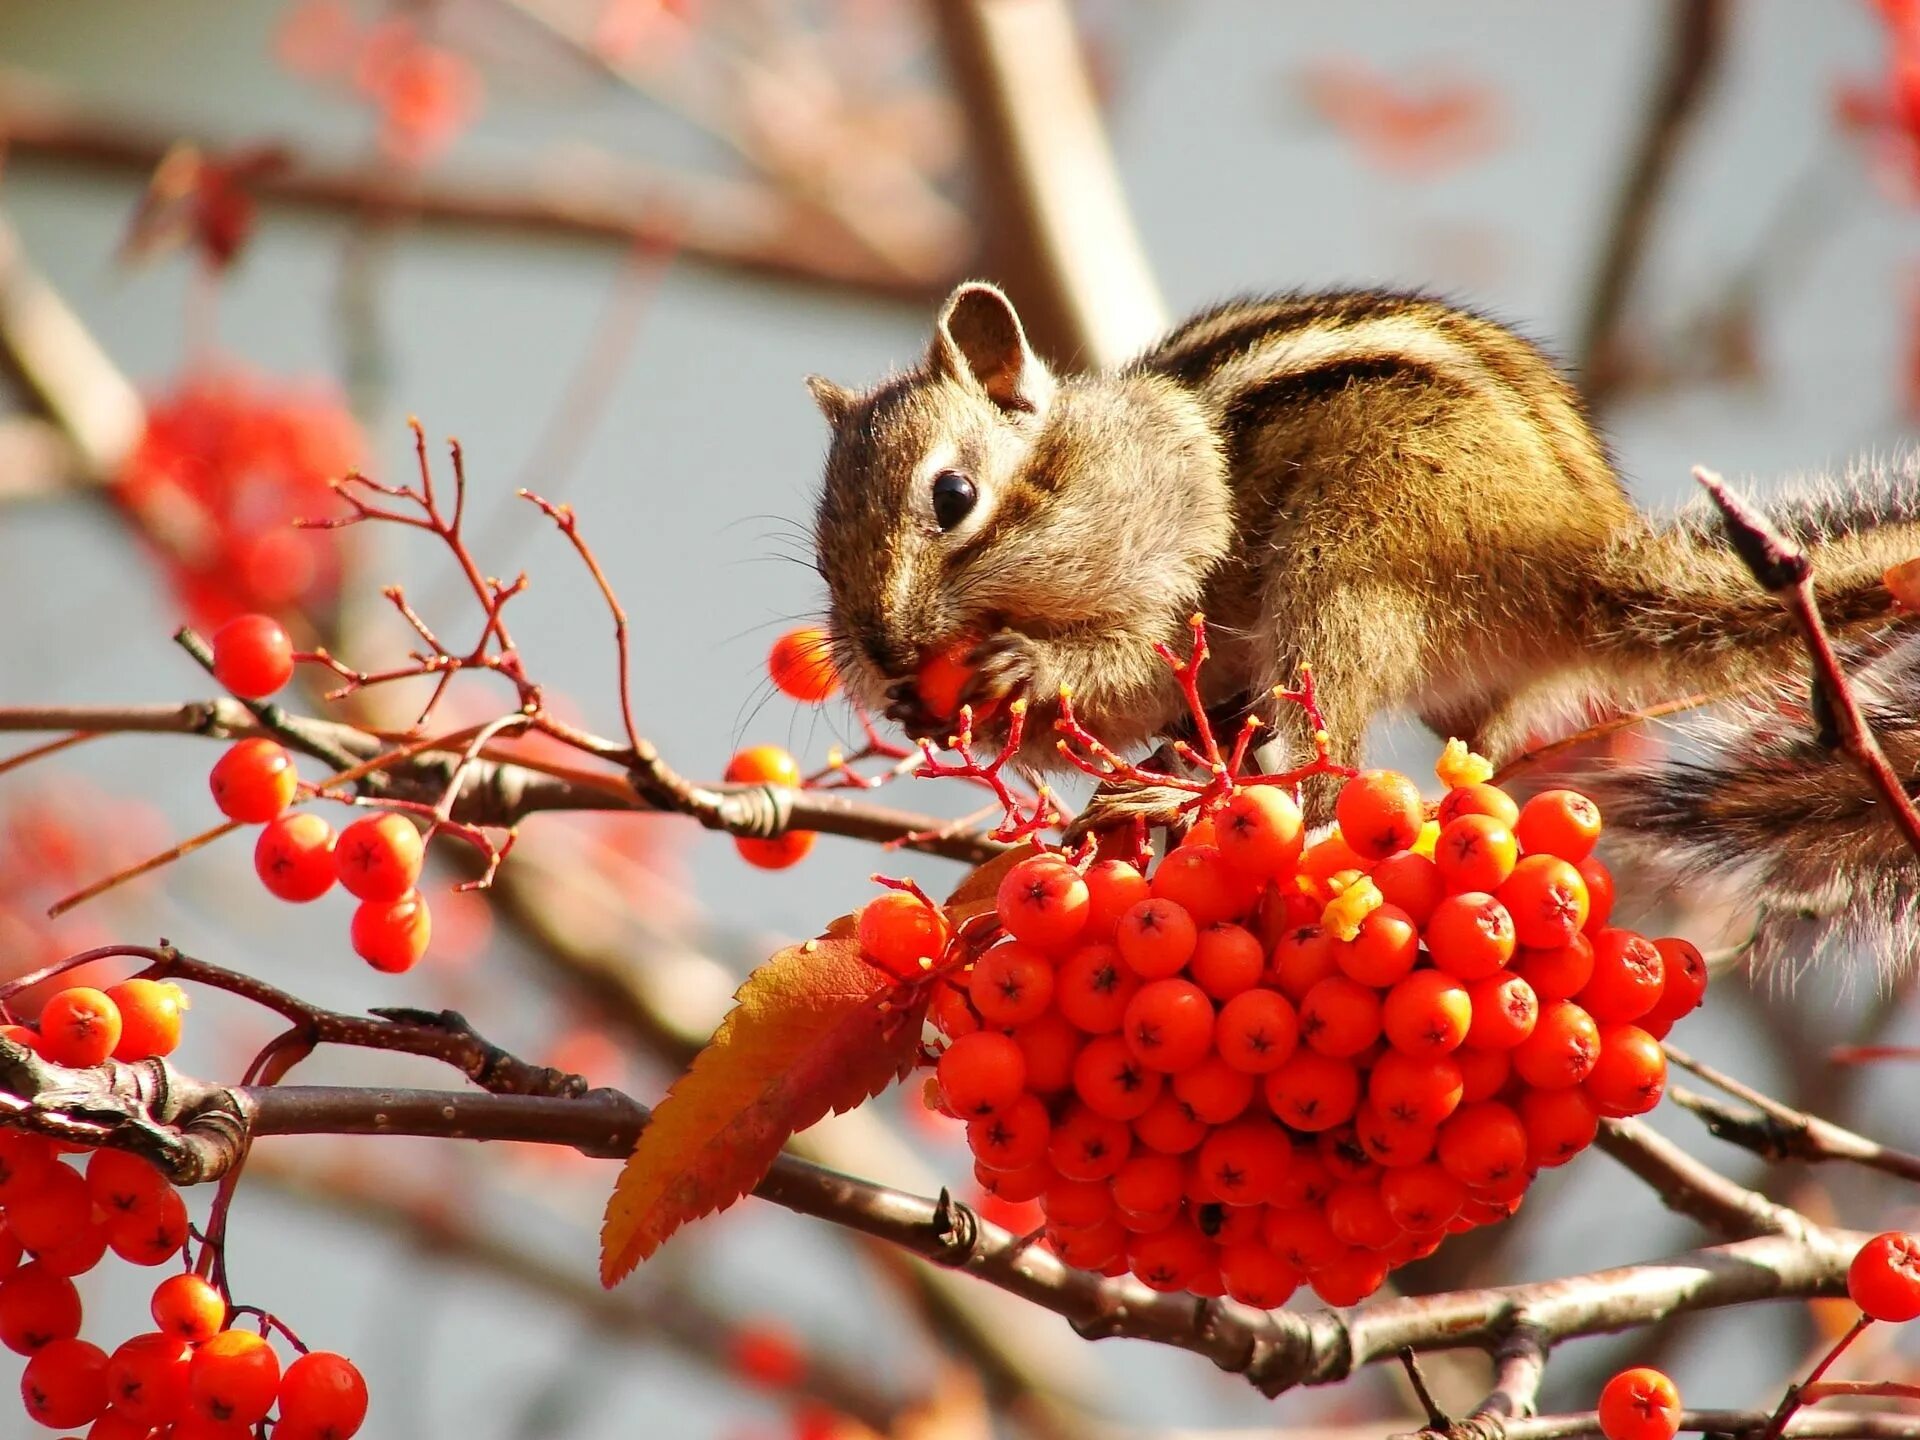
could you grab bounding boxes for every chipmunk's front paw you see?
[960,630,1041,711]
[883,681,949,741]
[1061,781,1196,844]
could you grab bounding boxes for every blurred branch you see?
[1577,0,1728,407]
[927,0,1166,367]
[0,76,960,302]
[252,1155,910,1431]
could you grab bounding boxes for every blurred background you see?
[1,2,1918,1435]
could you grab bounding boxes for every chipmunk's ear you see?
[930,281,1054,417]
[805,374,857,428]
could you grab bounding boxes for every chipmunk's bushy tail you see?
[1589,633,1920,976]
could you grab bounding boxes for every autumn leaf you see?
[600,937,926,1285]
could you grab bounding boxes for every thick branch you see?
[1577,0,1729,407]
[926,0,1165,367]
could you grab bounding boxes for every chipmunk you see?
[808,282,1920,957]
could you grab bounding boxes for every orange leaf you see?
[599,937,925,1285]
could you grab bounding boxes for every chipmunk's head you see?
[810,281,1229,739]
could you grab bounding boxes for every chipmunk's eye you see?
[930,470,978,531]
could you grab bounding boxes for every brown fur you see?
[810,284,1920,840]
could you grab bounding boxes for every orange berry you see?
[1367,1050,1464,1128]
[1584,1024,1667,1118]
[1047,1103,1132,1181]
[1642,936,1709,1037]
[210,614,294,699]
[1082,859,1150,939]
[37,988,122,1067]
[1110,1152,1185,1218]
[1353,1102,1437,1168]
[1055,942,1139,1034]
[255,813,337,901]
[1578,855,1616,931]
[1010,1011,1079,1093]
[1189,923,1264,999]
[1335,770,1426,860]
[1437,781,1519,829]
[1514,788,1603,862]
[1219,1241,1300,1308]
[1434,814,1518,893]
[1115,898,1198,979]
[1434,1100,1528,1189]
[1133,1091,1209,1154]
[1122,978,1214,1073]
[1195,1117,1293,1206]
[1263,1204,1344,1270]
[1042,1177,1114,1229]
[209,738,299,824]
[1262,1050,1361,1132]
[930,981,978,1039]
[996,856,1089,951]
[1381,970,1472,1056]
[1426,892,1517,979]
[1170,1054,1256,1124]
[1299,976,1383,1059]
[1325,1179,1400,1248]
[1580,929,1665,1022]
[724,745,802,786]
[1333,903,1419,987]
[1499,854,1590,949]
[86,1150,172,1221]
[21,1335,109,1429]
[768,626,839,702]
[969,940,1055,1027]
[1072,1035,1163,1121]
[1269,923,1338,1000]
[1150,845,1256,927]
[915,641,975,720]
[733,831,815,869]
[105,979,188,1061]
[1317,1124,1378,1183]
[105,1330,191,1427]
[1848,1231,1920,1322]
[1310,1248,1389,1305]
[0,1261,80,1355]
[108,1186,190,1266]
[189,1328,281,1426]
[1598,1367,1681,1440]
[1214,787,1305,879]
[1456,1045,1511,1102]
[1463,972,1539,1051]
[1520,1084,1600,1168]
[1127,1219,1216,1292]
[1512,1000,1601,1089]
[151,1273,226,1344]
[1513,934,1595,1002]
[6,1160,89,1255]
[937,1032,1026,1117]
[1380,1161,1466,1232]
[334,812,424,903]
[857,891,949,978]
[1370,850,1444,926]
[351,892,432,974]
[967,1093,1052,1171]
[277,1350,370,1440]
[1214,987,1300,1073]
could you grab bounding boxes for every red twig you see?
[1760,1315,1875,1440]
[913,701,1065,842]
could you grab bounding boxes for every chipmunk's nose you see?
[859,629,907,677]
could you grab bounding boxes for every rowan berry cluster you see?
[206,614,434,974]
[0,1001,367,1436]
[863,743,1707,1308]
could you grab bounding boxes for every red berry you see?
[1132,1091,1209,1155]
[1514,789,1603,862]
[1194,1117,1293,1206]
[937,1032,1026,1117]
[86,1149,173,1221]
[724,745,801,787]
[1514,934,1595,1002]
[1463,972,1539,1051]
[1214,987,1300,1074]
[277,1350,370,1439]
[209,738,299,823]
[37,988,122,1067]
[857,892,949,978]
[968,940,1055,1027]
[996,856,1089,951]
[1520,1085,1601,1168]
[106,1330,192,1427]
[1583,1024,1667,1118]
[1115,898,1199,979]
[351,892,433,973]
[1437,782,1520,829]
[211,614,295,699]
[1334,904,1420,988]
[1299,976,1383,1059]
[734,832,814,869]
[768,627,840,702]
[1370,850,1445,927]
[255,813,337,902]
[1150,845,1256,927]
[967,1093,1052,1170]
[1580,929,1666,1022]
[1368,1049,1464,1129]
[189,1329,281,1426]
[21,1335,109,1428]
[1081,860,1150,940]
[1071,1036,1163,1121]
[1498,854,1590,949]
[1512,1000,1601,1090]
[1425,893,1517,979]
[1597,1366,1681,1440]
[152,1273,226,1343]
[1434,814,1518,893]
[1046,1103,1132,1181]
[1381,970,1472,1057]
[1190,922,1265,999]
[1848,1231,1920,1321]
[1010,1011,1078,1093]
[334,812,425,902]
[1335,770,1425,860]
[106,979,188,1061]
[0,1261,81,1354]
[108,1186,190,1266]
[1262,1051,1361,1132]
[1214,787,1305,879]
[1055,943,1140,1034]
[1127,1219,1215,1292]
[1169,1053,1256,1124]
[1435,1101,1528,1189]
[1642,937,1709,1035]
[1218,1240,1300,1308]
[1121,978,1214,1073]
